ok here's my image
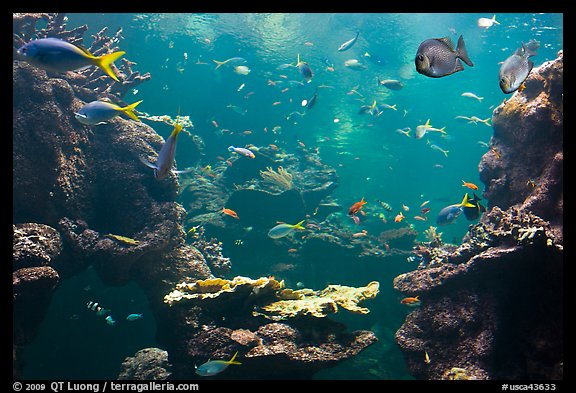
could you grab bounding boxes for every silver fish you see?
[415,35,473,78]
[338,31,360,52]
[499,40,539,94]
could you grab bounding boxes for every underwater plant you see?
[424,226,443,244]
[259,166,293,191]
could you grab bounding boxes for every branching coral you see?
[260,166,293,190]
[424,226,443,244]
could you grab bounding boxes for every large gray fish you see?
[140,118,193,180]
[415,35,473,78]
[499,40,539,94]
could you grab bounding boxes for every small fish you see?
[351,215,361,225]
[86,301,109,317]
[268,220,306,239]
[436,194,476,226]
[237,83,245,92]
[75,100,143,125]
[394,212,405,223]
[348,197,367,216]
[140,114,193,180]
[461,92,484,102]
[477,15,500,29]
[17,37,124,81]
[105,315,116,326]
[104,234,140,246]
[296,54,313,79]
[379,103,397,111]
[234,65,251,75]
[463,193,487,221]
[415,35,473,78]
[415,119,447,139]
[395,127,411,137]
[344,59,367,71]
[213,57,247,69]
[228,145,255,158]
[126,313,143,321]
[429,144,449,157]
[376,199,393,211]
[462,180,479,190]
[338,31,360,52]
[377,78,404,90]
[400,296,421,307]
[352,231,367,238]
[222,207,240,219]
[196,352,242,377]
[305,89,318,109]
[424,350,431,364]
[499,40,539,94]
[414,215,427,221]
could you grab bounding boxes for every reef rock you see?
[118,348,172,380]
[395,50,564,382]
[13,223,63,271]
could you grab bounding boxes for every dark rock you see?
[118,348,172,380]
[13,223,63,271]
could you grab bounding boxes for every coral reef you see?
[118,348,172,380]
[260,166,294,191]
[394,51,563,380]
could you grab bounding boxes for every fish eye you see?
[417,54,424,62]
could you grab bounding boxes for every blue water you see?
[18,13,563,380]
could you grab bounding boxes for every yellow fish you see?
[104,234,140,245]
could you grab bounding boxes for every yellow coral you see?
[259,166,293,190]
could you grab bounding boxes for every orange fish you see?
[348,197,367,216]
[287,248,298,253]
[462,180,478,190]
[400,296,421,307]
[394,212,405,223]
[414,215,427,221]
[222,208,239,219]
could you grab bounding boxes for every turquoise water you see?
[19,13,563,380]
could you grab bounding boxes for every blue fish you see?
[195,352,241,377]
[338,31,360,52]
[105,315,116,326]
[17,37,124,81]
[126,313,144,321]
[296,54,313,80]
[436,194,476,226]
[268,220,306,239]
[75,100,142,125]
[306,89,318,109]
[140,115,193,180]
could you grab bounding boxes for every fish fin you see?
[139,155,157,170]
[456,35,474,66]
[94,51,125,82]
[425,119,431,127]
[172,167,194,175]
[293,220,306,230]
[228,351,242,365]
[435,37,455,51]
[120,100,143,122]
[213,59,227,69]
[297,53,301,65]
[492,15,500,25]
[524,40,540,57]
[454,59,465,73]
[460,194,476,208]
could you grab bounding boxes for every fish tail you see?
[391,104,397,111]
[460,193,475,208]
[492,15,500,25]
[121,100,143,122]
[293,220,306,230]
[297,53,301,65]
[94,51,125,82]
[443,150,449,157]
[438,127,447,134]
[213,59,227,69]
[228,351,242,365]
[456,35,474,67]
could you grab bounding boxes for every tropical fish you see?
[376,199,393,211]
[228,145,255,158]
[296,54,313,79]
[75,100,143,125]
[305,89,318,109]
[462,180,479,190]
[436,194,476,226]
[222,207,240,219]
[268,220,306,239]
[415,119,447,139]
[16,37,124,81]
[104,234,140,245]
[499,40,539,94]
[424,350,431,364]
[234,65,251,75]
[461,92,483,102]
[348,197,367,216]
[378,103,397,111]
[377,78,404,90]
[400,296,421,307]
[351,215,361,225]
[395,127,411,137]
[344,59,367,71]
[477,15,500,29]
[105,315,116,326]
[338,31,360,52]
[395,212,405,223]
[415,35,473,78]
[140,115,193,180]
[86,301,110,317]
[213,57,247,69]
[463,193,487,221]
[195,351,242,377]
[358,100,380,118]
[429,144,449,157]
[126,313,144,321]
